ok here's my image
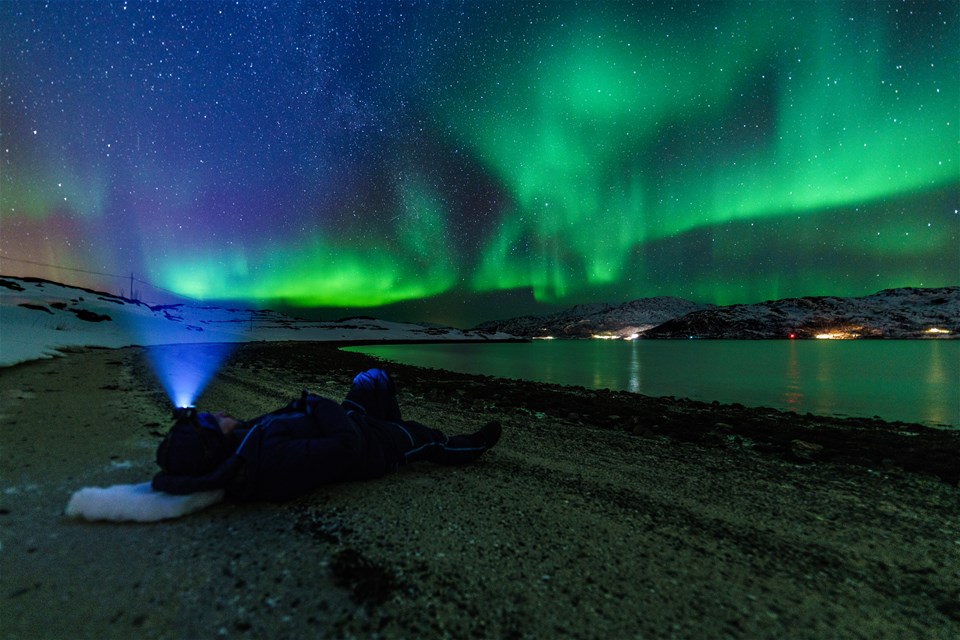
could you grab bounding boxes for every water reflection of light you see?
[926,340,947,385]
[586,341,612,390]
[783,339,803,412]
[812,342,839,417]
[629,341,641,394]
[924,340,949,426]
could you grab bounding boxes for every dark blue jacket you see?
[153,395,408,502]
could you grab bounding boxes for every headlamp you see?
[172,406,198,422]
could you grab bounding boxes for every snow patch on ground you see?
[0,276,514,367]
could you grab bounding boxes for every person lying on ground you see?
[152,368,501,502]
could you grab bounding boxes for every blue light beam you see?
[146,343,234,408]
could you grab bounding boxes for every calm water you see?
[345,340,960,428]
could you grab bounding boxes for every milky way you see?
[2,1,957,325]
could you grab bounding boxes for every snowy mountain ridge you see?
[473,287,959,339]
[0,276,514,367]
[644,287,959,339]
[473,296,713,339]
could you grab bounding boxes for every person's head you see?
[156,411,234,477]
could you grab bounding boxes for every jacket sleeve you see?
[152,455,243,495]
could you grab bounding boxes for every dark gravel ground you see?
[1,341,958,640]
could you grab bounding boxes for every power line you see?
[0,255,191,300]
[2,255,128,280]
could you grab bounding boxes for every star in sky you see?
[1,1,957,326]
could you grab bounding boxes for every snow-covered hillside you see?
[644,287,959,339]
[473,297,713,338]
[472,288,959,339]
[0,276,514,367]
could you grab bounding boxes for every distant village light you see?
[815,330,859,340]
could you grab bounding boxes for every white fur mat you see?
[65,482,224,522]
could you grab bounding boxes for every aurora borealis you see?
[2,1,957,326]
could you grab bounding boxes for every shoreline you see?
[326,342,958,487]
[342,338,959,431]
[1,342,958,639]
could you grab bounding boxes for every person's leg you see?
[342,368,402,421]
[399,420,502,465]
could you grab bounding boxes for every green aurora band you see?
[173,0,955,311]
[144,2,959,307]
[8,2,954,312]
[439,1,958,304]
[158,176,458,306]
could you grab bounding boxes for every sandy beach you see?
[1,342,958,639]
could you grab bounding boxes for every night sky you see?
[2,1,957,326]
